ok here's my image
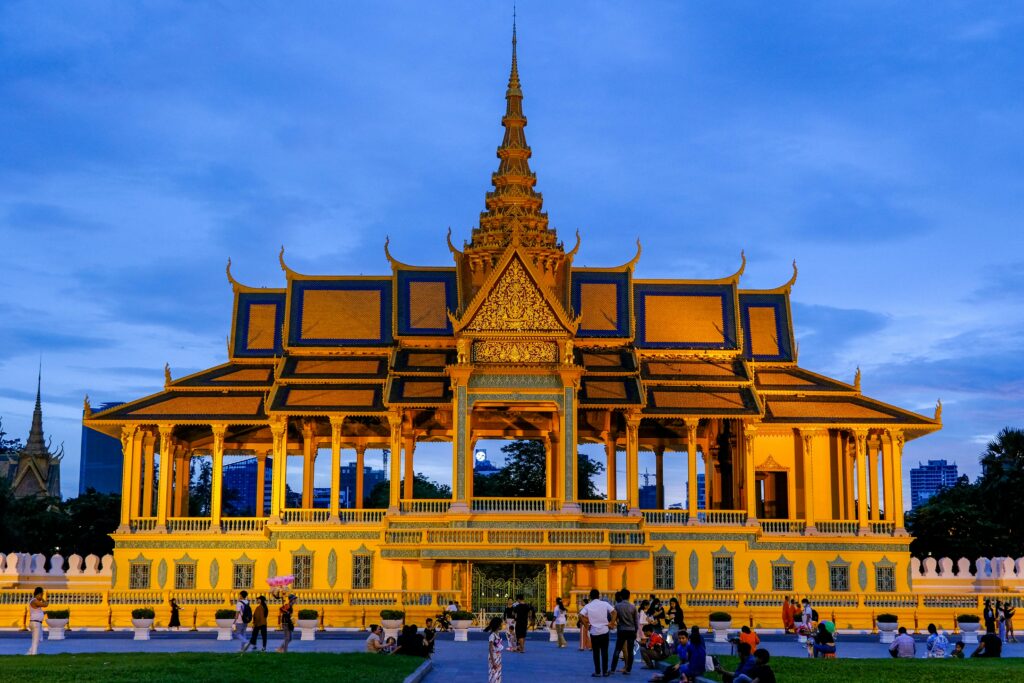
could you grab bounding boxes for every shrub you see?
[132,607,155,620]
[709,612,732,623]
[380,609,405,621]
[957,614,981,623]
[215,609,236,620]
[450,611,475,621]
[297,609,319,621]
[46,609,70,620]
[877,613,899,623]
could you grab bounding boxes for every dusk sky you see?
[1,2,1022,500]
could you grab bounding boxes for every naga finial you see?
[737,250,747,278]
[935,399,942,422]
[854,366,861,392]
[446,227,463,256]
[164,363,172,387]
[83,395,92,418]
[566,229,582,258]
[226,257,239,287]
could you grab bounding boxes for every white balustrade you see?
[760,520,806,534]
[399,499,450,514]
[281,509,330,524]
[815,520,860,535]
[221,517,267,533]
[167,517,213,533]
[580,500,629,515]
[696,510,747,526]
[642,511,690,525]
[471,497,558,512]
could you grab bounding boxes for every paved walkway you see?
[1,629,1021,681]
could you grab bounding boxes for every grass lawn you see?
[0,652,423,682]
[705,654,1024,682]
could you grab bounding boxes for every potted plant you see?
[957,614,981,644]
[449,610,475,642]
[215,608,236,641]
[543,611,558,641]
[380,609,405,640]
[709,611,732,642]
[876,613,898,643]
[296,609,319,641]
[45,609,69,640]
[131,607,155,640]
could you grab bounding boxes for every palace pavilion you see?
[81,26,940,625]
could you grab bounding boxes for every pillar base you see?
[857,525,871,536]
[561,502,581,514]
[803,524,818,536]
[628,507,641,516]
[388,505,400,516]
[154,524,167,534]
[115,524,131,534]
[269,515,281,524]
[745,516,759,526]
[209,523,223,534]
[894,527,909,537]
[686,512,699,526]
[448,502,469,514]
[328,514,340,524]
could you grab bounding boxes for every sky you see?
[1,1,1022,500]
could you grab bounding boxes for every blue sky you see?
[1,2,1022,499]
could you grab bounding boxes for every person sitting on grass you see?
[639,624,667,669]
[925,623,949,658]
[971,631,1003,658]
[810,622,836,658]
[650,626,706,683]
[715,641,756,683]
[365,624,384,653]
[889,627,915,658]
[950,641,966,659]
[745,649,776,683]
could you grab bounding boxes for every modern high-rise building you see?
[686,473,706,510]
[79,403,124,495]
[222,456,274,515]
[909,459,959,509]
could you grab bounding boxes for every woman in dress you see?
[485,616,505,683]
[168,598,181,630]
[553,597,568,648]
[276,594,296,653]
[666,597,686,642]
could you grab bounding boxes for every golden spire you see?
[469,11,559,252]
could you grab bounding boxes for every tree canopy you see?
[473,440,605,499]
[908,427,1024,558]
[0,480,120,557]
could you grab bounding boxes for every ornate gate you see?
[472,563,547,616]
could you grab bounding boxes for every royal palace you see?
[6,30,975,632]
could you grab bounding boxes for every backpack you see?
[241,601,253,624]
[811,609,819,622]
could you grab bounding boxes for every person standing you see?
[168,597,181,630]
[234,590,251,645]
[579,597,592,651]
[276,594,295,653]
[485,616,505,683]
[983,599,996,634]
[26,587,48,656]
[553,597,568,648]
[423,618,437,655]
[578,588,616,677]
[997,600,1008,643]
[781,596,794,633]
[666,597,685,643]
[512,593,535,653]
[242,595,269,652]
[503,598,518,652]
[610,589,638,674]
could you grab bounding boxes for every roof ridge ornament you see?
[934,399,942,423]
[854,366,861,392]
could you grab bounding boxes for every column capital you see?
[211,423,227,441]
[157,423,175,440]
[329,414,347,429]
[270,419,287,438]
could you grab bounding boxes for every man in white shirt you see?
[234,590,251,644]
[578,588,617,677]
[27,586,48,655]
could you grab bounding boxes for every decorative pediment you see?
[454,249,577,335]
[756,454,788,471]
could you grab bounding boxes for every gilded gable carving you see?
[473,340,557,364]
[466,258,564,332]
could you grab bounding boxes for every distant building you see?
[79,403,124,495]
[8,373,63,499]
[910,459,959,509]
[222,456,273,515]
[686,473,706,510]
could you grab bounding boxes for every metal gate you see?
[472,563,547,617]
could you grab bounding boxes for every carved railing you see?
[282,509,330,524]
[580,500,629,515]
[760,519,806,534]
[221,517,266,533]
[166,517,212,533]
[816,520,860,535]
[130,517,158,532]
[339,509,386,523]
[385,530,424,544]
[696,510,747,526]
[548,530,605,545]
[471,497,559,512]
[642,510,690,525]
[489,530,545,545]
[609,531,646,545]
[400,499,450,514]
[426,530,486,544]
[869,520,896,536]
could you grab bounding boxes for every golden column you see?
[269,420,287,521]
[868,436,880,522]
[800,430,818,534]
[117,426,138,531]
[743,427,757,524]
[355,444,367,509]
[685,419,698,523]
[329,416,344,522]
[889,430,906,533]
[854,430,869,533]
[211,424,226,530]
[544,435,555,499]
[388,412,402,512]
[625,413,641,511]
[301,419,316,509]
[604,432,617,501]
[654,445,665,510]
[256,449,268,518]
[155,424,174,531]
[141,429,156,518]
[403,434,416,500]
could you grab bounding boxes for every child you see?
[951,641,966,659]
[383,636,398,654]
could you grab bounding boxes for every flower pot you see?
[215,618,235,641]
[296,619,318,641]
[382,618,403,641]
[959,622,980,644]
[877,621,898,644]
[451,619,472,642]
[46,618,68,640]
[132,618,154,640]
[710,620,732,643]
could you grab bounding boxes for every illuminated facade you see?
[70,27,945,628]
